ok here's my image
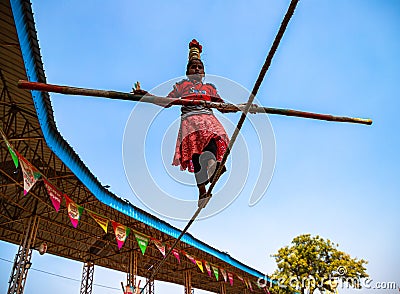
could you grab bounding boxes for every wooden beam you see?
[18,80,372,125]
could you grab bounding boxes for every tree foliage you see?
[270,234,368,294]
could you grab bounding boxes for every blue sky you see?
[1,0,399,293]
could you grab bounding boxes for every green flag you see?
[212,265,219,281]
[1,131,18,168]
[134,233,149,255]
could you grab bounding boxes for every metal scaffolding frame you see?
[80,261,95,294]
[7,215,39,294]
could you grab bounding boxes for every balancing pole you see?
[18,80,372,125]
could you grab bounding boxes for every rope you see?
[141,1,300,292]
[208,0,299,193]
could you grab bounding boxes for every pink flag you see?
[64,195,84,228]
[248,280,254,292]
[183,251,197,265]
[152,238,166,257]
[228,272,234,286]
[204,260,212,277]
[112,221,131,250]
[18,153,41,195]
[171,247,180,263]
[43,178,63,212]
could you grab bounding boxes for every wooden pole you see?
[18,80,372,125]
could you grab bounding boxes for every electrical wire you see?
[0,256,121,291]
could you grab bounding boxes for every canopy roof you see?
[0,0,271,292]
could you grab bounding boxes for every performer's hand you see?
[237,103,259,114]
[132,89,149,96]
[249,103,259,114]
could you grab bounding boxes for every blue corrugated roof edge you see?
[10,0,275,285]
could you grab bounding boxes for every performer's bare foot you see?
[198,184,206,198]
[197,184,211,208]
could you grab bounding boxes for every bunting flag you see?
[171,248,180,263]
[211,265,219,281]
[183,251,197,265]
[248,280,254,292]
[0,131,18,168]
[64,195,84,228]
[237,274,244,282]
[134,232,149,255]
[195,259,204,273]
[228,272,234,286]
[220,267,227,282]
[87,210,109,233]
[152,238,165,257]
[204,260,211,277]
[112,221,131,250]
[43,178,63,212]
[18,153,41,195]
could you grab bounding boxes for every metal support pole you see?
[220,282,226,294]
[7,215,39,294]
[127,251,138,288]
[184,271,192,294]
[145,274,154,294]
[80,262,95,294]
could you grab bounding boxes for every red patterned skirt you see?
[172,114,229,172]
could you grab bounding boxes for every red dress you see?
[168,79,230,172]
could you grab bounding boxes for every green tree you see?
[270,234,368,294]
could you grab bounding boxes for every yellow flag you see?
[87,210,109,233]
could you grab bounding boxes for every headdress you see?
[188,39,202,61]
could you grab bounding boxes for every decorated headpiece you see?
[188,39,202,61]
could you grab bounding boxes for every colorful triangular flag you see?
[18,153,41,195]
[112,221,131,250]
[134,232,149,255]
[43,178,63,212]
[228,272,234,286]
[183,251,197,265]
[64,195,84,228]
[211,265,219,281]
[171,247,180,263]
[196,260,204,273]
[249,280,254,292]
[220,267,227,282]
[204,260,211,277]
[87,210,109,233]
[0,131,18,168]
[152,238,166,257]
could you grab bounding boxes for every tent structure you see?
[0,1,273,293]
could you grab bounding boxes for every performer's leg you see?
[201,139,226,183]
[192,154,208,197]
